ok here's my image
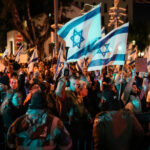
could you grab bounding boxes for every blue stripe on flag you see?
[58,5,101,39]
[30,58,38,63]
[88,54,125,67]
[68,26,128,61]
[129,60,135,66]
[15,44,24,57]
[67,39,99,60]
[130,49,136,55]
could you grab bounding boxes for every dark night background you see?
[0,0,149,52]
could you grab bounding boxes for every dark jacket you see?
[1,101,22,133]
[93,110,144,150]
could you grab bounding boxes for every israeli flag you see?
[28,48,38,72]
[54,44,64,80]
[2,48,10,58]
[88,27,105,68]
[57,4,101,62]
[76,58,86,72]
[88,23,129,71]
[15,44,24,62]
[126,46,137,65]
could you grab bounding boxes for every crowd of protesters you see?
[0,54,149,150]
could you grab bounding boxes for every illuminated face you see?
[11,92,22,108]
[69,78,78,92]
[10,78,18,90]
[83,69,87,76]
[75,80,81,93]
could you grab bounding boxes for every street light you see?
[108,0,127,28]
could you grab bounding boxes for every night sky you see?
[133,2,150,23]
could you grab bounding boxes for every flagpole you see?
[118,65,124,100]
[54,0,58,57]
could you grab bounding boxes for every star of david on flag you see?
[70,29,85,49]
[88,23,129,71]
[57,4,101,62]
[97,43,110,57]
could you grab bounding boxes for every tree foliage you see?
[0,0,71,57]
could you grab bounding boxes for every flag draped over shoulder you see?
[15,44,24,62]
[88,23,129,71]
[57,4,101,62]
[28,48,38,72]
[54,44,64,80]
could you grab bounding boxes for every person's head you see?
[11,91,23,108]
[29,90,46,109]
[131,83,139,94]
[102,77,112,90]
[83,67,87,76]
[10,73,18,90]
[69,76,79,92]
[79,79,88,97]
[7,65,13,73]
[33,70,39,79]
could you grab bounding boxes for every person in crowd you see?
[93,109,144,150]
[85,72,101,118]
[125,82,142,113]
[0,73,9,104]
[101,77,120,111]
[56,74,92,150]
[0,90,23,148]
[7,89,72,149]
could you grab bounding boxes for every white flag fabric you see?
[57,4,101,62]
[15,44,24,62]
[2,48,10,58]
[28,48,38,72]
[88,27,106,69]
[88,23,129,71]
[54,44,64,80]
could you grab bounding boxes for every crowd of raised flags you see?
[56,4,132,77]
[56,3,150,76]
[1,3,150,76]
